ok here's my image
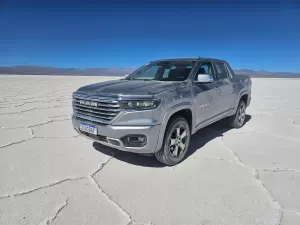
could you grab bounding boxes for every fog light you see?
[128,136,146,143]
[122,135,147,147]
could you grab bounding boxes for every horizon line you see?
[1,64,300,74]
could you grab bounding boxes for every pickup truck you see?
[72,57,252,165]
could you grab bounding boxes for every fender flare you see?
[234,91,250,111]
[154,102,193,152]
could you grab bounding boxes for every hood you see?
[76,79,180,96]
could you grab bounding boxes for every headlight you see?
[119,100,160,110]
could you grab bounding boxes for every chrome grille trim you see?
[74,104,121,114]
[75,109,115,119]
[73,93,120,124]
[73,100,120,108]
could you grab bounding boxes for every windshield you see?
[126,60,196,81]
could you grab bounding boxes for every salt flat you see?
[0,75,300,225]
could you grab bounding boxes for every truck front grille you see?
[73,93,121,124]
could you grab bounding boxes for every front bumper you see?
[72,116,161,154]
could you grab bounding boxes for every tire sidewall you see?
[162,117,191,165]
[234,100,246,128]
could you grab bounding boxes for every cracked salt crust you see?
[94,157,280,225]
[128,222,154,225]
[32,119,77,138]
[222,132,300,171]
[0,137,112,196]
[0,127,32,148]
[0,102,62,115]
[0,179,129,225]
[259,170,300,213]
[50,115,72,121]
[281,210,300,225]
[0,113,51,128]
[39,198,69,225]
[1,76,300,225]
[88,176,132,224]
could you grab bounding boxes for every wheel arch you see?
[234,91,250,112]
[155,103,194,152]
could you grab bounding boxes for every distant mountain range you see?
[233,69,300,78]
[0,65,299,78]
[0,66,135,76]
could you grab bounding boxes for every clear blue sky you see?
[0,0,299,72]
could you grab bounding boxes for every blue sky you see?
[0,0,299,72]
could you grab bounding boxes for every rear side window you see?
[214,62,229,79]
[225,63,235,78]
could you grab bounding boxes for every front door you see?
[192,61,224,128]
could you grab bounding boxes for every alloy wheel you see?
[169,125,188,157]
[237,103,246,125]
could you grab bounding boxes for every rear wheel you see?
[155,117,190,166]
[229,100,246,128]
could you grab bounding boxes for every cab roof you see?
[150,57,227,63]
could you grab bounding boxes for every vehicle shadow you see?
[93,142,164,168]
[187,114,251,157]
[93,115,252,168]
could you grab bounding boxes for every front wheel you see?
[155,117,191,166]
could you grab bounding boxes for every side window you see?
[194,62,214,80]
[214,62,229,79]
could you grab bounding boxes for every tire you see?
[155,117,191,166]
[229,100,246,128]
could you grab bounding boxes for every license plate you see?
[79,123,97,135]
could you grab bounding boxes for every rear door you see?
[192,61,223,127]
[213,62,237,114]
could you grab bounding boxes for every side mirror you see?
[197,74,214,83]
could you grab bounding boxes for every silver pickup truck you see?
[72,57,252,165]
